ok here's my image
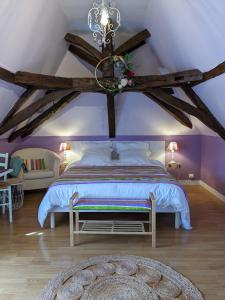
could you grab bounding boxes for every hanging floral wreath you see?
[95,53,135,94]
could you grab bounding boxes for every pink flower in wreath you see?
[128,79,133,86]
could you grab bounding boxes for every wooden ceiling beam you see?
[132,70,203,89]
[203,61,225,81]
[0,88,37,127]
[114,29,151,56]
[144,92,193,129]
[5,88,172,141]
[149,88,205,116]
[182,85,209,111]
[162,87,174,95]
[65,33,102,60]
[192,61,225,86]
[0,89,75,136]
[106,93,116,138]
[69,45,101,69]
[15,71,73,89]
[182,85,225,135]
[149,88,225,140]
[14,70,202,91]
[8,92,80,142]
[102,20,116,138]
[0,67,27,88]
[1,30,224,140]
[0,67,15,84]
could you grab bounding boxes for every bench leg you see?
[152,209,156,248]
[50,212,55,229]
[175,212,181,230]
[150,193,156,248]
[69,192,79,247]
[75,211,80,245]
[70,209,74,247]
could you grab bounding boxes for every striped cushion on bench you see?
[73,198,152,212]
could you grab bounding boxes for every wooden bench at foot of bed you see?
[69,193,156,248]
[49,203,181,230]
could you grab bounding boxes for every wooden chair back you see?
[0,153,9,181]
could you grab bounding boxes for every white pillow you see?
[72,141,112,152]
[116,149,151,165]
[67,141,113,165]
[70,148,112,166]
[115,142,150,152]
[66,150,82,164]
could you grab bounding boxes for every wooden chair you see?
[0,153,13,223]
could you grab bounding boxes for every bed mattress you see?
[38,165,191,230]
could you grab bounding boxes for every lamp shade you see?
[60,143,71,152]
[167,142,178,152]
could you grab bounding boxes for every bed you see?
[38,141,192,230]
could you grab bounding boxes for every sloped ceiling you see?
[0,0,69,137]
[45,0,225,136]
[0,0,225,138]
[144,0,225,132]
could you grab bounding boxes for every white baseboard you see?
[199,180,225,203]
[179,180,201,185]
[179,180,225,203]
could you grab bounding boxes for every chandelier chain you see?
[88,0,121,46]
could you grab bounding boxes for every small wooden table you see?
[167,162,181,180]
[7,178,24,209]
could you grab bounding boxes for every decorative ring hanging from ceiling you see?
[95,54,135,94]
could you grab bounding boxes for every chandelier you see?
[88,0,121,46]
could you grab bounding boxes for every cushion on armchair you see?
[23,159,46,171]
[23,170,54,180]
[10,156,25,177]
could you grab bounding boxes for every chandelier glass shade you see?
[88,0,121,46]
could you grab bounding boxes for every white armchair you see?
[11,148,61,190]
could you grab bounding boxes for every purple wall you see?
[2,134,224,195]
[201,136,225,196]
[0,135,202,180]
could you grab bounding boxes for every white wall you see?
[0,0,69,136]
[145,0,225,136]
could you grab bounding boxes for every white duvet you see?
[38,160,192,230]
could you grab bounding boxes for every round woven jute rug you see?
[38,255,204,300]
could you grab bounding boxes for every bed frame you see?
[48,141,181,230]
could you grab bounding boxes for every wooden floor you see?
[0,186,225,299]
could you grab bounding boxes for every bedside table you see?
[167,162,181,180]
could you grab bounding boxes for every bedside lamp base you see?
[169,160,177,165]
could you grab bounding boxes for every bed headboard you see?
[148,141,166,165]
[66,140,166,166]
